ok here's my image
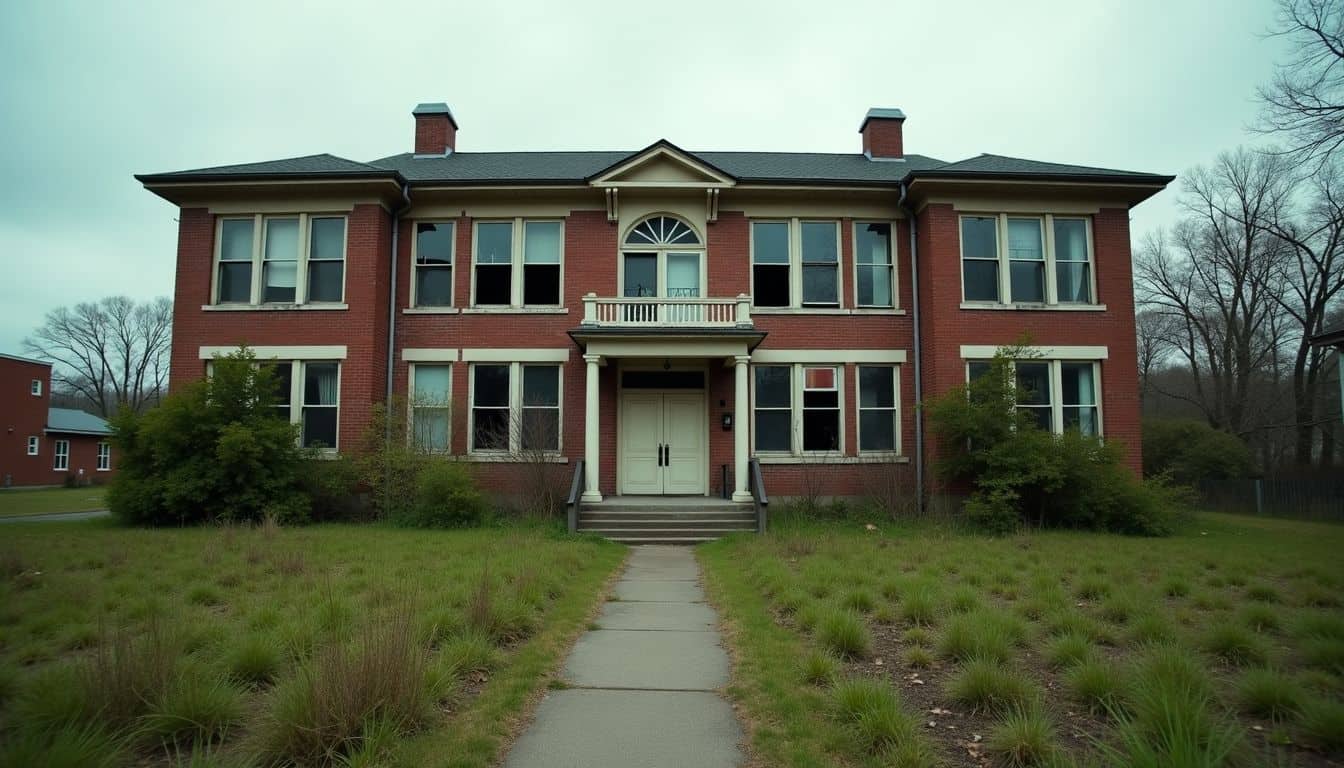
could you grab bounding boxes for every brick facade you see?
[145,104,1168,506]
[0,356,115,488]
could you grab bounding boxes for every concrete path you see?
[0,509,110,524]
[504,545,744,768]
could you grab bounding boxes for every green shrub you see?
[927,347,1183,536]
[296,455,365,522]
[394,460,490,528]
[1141,418,1252,484]
[108,348,311,526]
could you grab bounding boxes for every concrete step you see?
[581,512,755,522]
[579,527,754,540]
[585,505,750,514]
[603,535,723,545]
[579,518,754,530]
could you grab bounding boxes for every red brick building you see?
[0,354,115,488]
[137,104,1171,513]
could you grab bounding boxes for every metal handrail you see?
[748,457,769,534]
[566,458,585,534]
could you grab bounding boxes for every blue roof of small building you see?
[47,407,111,436]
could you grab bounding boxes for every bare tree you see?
[23,296,173,417]
[1256,0,1344,171]
[1134,149,1291,436]
[1254,162,1344,464]
[1135,309,1178,403]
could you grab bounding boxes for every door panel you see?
[620,393,663,494]
[662,393,705,494]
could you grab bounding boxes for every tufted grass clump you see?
[986,703,1058,768]
[223,634,284,686]
[1299,695,1344,752]
[1200,621,1270,666]
[1245,582,1279,603]
[1126,612,1175,646]
[1234,668,1302,721]
[831,677,934,762]
[801,648,839,686]
[1044,632,1094,670]
[142,667,246,746]
[1065,658,1128,715]
[841,588,876,614]
[1236,603,1281,635]
[818,609,872,659]
[899,584,940,626]
[1074,576,1110,601]
[938,609,1025,664]
[1161,575,1191,597]
[0,723,127,768]
[946,656,1035,714]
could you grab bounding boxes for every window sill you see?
[461,453,569,464]
[403,307,462,314]
[203,303,349,312]
[96,468,110,472]
[462,307,569,315]
[756,454,909,465]
[959,302,1107,312]
[752,308,906,316]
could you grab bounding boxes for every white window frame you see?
[618,215,706,301]
[958,213,1097,307]
[750,363,846,456]
[26,436,39,456]
[53,439,69,471]
[467,361,564,455]
[964,358,1104,436]
[470,218,565,308]
[408,362,453,453]
[96,442,111,471]
[411,220,456,308]
[30,379,42,396]
[749,218,844,309]
[852,220,899,309]
[211,214,348,307]
[856,364,902,454]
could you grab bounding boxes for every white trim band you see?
[752,349,908,364]
[199,345,348,360]
[402,348,460,362]
[960,345,1109,360]
[461,348,571,363]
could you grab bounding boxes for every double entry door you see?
[620,391,706,495]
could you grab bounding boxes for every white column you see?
[582,353,603,502]
[732,354,752,502]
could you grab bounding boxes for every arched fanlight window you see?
[624,216,701,246]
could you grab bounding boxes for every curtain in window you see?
[412,365,452,451]
[1054,219,1091,303]
[1062,362,1098,436]
[1007,219,1045,303]
[263,218,299,302]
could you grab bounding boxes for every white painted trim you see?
[753,349,908,364]
[198,345,347,360]
[852,219,899,310]
[580,338,752,359]
[758,454,910,465]
[410,218,456,309]
[752,308,907,316]
[202,304,349,312]
[959,303,1107,312]
[402,307,461,315]
[589,145,736,187]
[461,348,570,363]
[52,439,69,471]
[402,348,460,362]
[461,307,569,315]
[959,345,1108,360]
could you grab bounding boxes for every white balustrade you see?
[580,293,753,328]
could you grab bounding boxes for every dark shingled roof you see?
[138,148,1170,188]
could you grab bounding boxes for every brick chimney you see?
[413,102,457,155]
[860,108,905,160]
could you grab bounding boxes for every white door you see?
[619,391,706,495]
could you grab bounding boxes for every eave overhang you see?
[904,172,1175,208]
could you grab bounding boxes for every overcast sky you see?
[0,0,1290,356]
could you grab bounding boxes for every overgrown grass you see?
[0,486,108,517]
[699,512,1344,767]
[0,520,623,766]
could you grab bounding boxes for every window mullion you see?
[791,364,802,455]
[296,214,309,305]
[1050,361,1063,435]
[895,365,903,455]
[997,214,1010,304]
[250,214,263,305]
[290,361,303,428]
[1043,214,1057,305]
[510,362,522,453]
[512,218,524,307]
[790,218,802,308]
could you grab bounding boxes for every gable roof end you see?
[585,139,737,186]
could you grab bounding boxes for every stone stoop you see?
[577,498,756,544]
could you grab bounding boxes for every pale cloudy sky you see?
[0,0,1289,355]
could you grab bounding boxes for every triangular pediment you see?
[589,140,735,188]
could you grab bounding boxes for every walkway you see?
[504,545,744,768]
[0,509,110,524]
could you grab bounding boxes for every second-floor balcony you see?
[580,293,753,329]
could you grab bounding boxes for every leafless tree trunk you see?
[1256,0,1344,172]
[23,296,173,417]
[1135,309,1177,404]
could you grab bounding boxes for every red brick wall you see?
[414,116,456,154]
[169,204,393,451]
[861,120,904,159]
[915,203,1142,477]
